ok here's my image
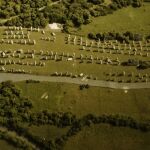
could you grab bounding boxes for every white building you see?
[48,23,63,30]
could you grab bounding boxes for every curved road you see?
[0,73,150,89]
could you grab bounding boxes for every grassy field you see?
[12,81,150,150]
[28,123,150,150]
[28,125,69,141]
[75,2,150,36]
[0,27,150,82]
[0,140,16,150]
[16,81,150,121]
[65,124,150,150]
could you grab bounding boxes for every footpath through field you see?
[0,73,150,89]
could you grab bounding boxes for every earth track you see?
[0,73,150,89]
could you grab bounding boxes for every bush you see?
[88,31,143,43]
[26,80,40,83]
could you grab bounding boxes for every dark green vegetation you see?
[0,0,48,27]
[0,81,149,150]
[88,31,144,43]
[0,81,32,122]
[0,0,143,28]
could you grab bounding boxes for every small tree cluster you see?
[88,31,143,43]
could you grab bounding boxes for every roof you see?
[48,23,63,30]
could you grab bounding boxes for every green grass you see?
[0,27,150,81]
[16,81,150,121]
[0,140,16,150]
[28,125,69,141]
[75,3,150,36]
[65,124,150,150]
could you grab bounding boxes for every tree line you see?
[0,0,143,28]
[122,59,150,69]
[0,81,149,150]
[88,31,143,43]
[5,112,150,150]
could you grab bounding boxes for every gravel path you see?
[0,73,150,89]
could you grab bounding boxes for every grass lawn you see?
[75,2,150,36]
[28,125,69,141]
[16,81,150,121]
[0,140,16,150]
[64,124,150,150]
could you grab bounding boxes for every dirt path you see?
[0,73,150,89]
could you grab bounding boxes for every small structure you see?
[67,58,73,61]
[48,23,63,30]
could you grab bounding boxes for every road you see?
[0,73,150,89]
